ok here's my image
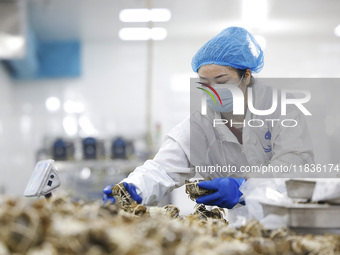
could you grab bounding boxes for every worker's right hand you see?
[122,182,143,204]
[102,182,142,204]
[196,177,245,209]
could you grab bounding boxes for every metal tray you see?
[261,202,340,230]
[285,179,315,199]
[285,179,340,204]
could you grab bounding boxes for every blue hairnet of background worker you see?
[103,26,314,209]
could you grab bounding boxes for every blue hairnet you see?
[191,27,264,73]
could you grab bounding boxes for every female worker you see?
[103,27,314,209]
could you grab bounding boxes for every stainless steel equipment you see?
[259,179,340,234]
[285,179,315,200]
[261,202,340,234]
[285,179,340,204]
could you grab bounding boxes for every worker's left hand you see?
[103,185,116,204]
[196,177,246,209]
[103,182,142,204]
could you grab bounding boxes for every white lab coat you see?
[121,81,314,205]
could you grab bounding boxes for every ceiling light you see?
[119,28,150,40]
[0,33,25,58]
[150,27,167,40]
[150,9,171,22]
[46,97,60,112]
[119,27,167,41]
[119,8,171,22]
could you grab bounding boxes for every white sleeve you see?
[121,118,195,205]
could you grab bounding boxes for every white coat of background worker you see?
[103,27,314,209]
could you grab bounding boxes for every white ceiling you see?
[27,0,340,42]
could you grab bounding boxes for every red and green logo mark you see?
[196,82,222,106]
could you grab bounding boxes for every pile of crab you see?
[0,181,339,254]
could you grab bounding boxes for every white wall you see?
[0,40,149,195]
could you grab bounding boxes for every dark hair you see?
[230,67,254,86]
[234,68,247,78]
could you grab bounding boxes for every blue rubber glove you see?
[122,182,143,204]
[103,185,116,204]
[103,182,142,204]
[196,177,246,209]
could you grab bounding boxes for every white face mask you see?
[206,76,244,113]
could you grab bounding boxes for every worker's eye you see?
[216,80,228,84]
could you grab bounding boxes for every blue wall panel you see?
[37,41,81,78]
[4,29,81,80]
